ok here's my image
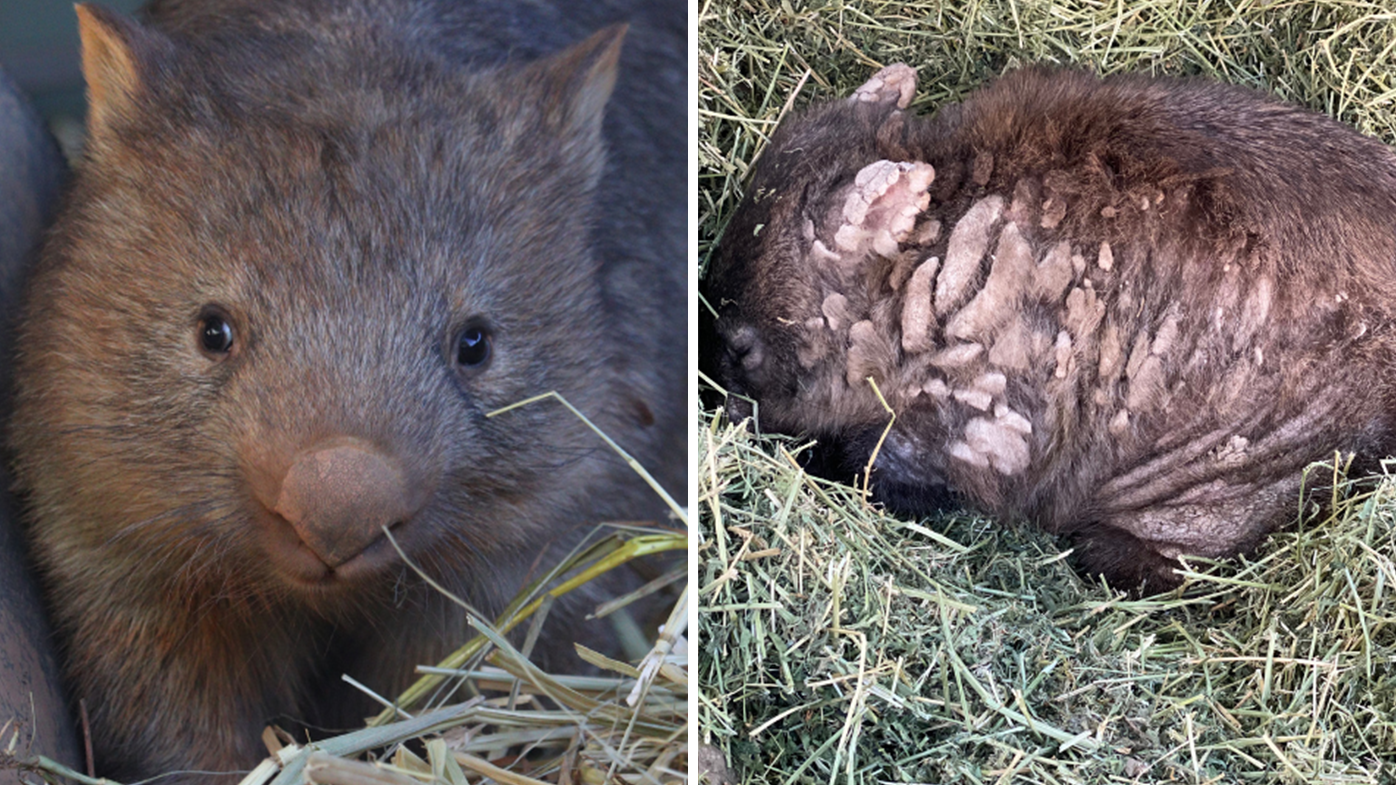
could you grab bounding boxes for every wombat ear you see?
[74,3,166,139]
[528,24,626,144]
[847,64,918,111]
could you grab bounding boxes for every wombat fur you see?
[704,63,1396,593]
[10,0,684,779]
[0,66,81,781]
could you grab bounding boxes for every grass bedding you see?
[697,1,1396,782]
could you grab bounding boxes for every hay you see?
[698,0,1396,781]
[699,414,1396,782]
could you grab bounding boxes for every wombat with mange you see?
[9,0,684,780]
[704,63,1396,593]
[0,66,81,782]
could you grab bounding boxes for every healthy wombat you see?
[10,0,684,779]
[704,63,1396,592]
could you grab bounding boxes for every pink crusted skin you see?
[704,63,1396,592]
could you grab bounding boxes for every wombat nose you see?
[273,441,414,568]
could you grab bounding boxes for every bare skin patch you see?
[1098,322,1124,382]
[1033,240,1074,302]
[901,256,940,353]
[846,319,885,387]
[972,151,995,186]
[946,222,1035,341]
[1008,178,1041,226]
[963,416,1030,474]
[935,195,1005,314]
[930,342,984,369]
[1125,330,1151,379]
[1063,284,1106,344]
[988,319,1032,371]
[1097,241,1114,272]
[1053,331,1073,379]
[994,405,1032,436]
[1151,308,1183,357]
[1234,277,1274,350]
[1214,434,1251,467]
[953,388,993,410]
[974,371,1008,396]
[1126,355,1166,411]
[949,440,990,468]
[953,372,1005,413]
[822,293,850,332]
[913,220,942,245]
[834,160,937,258]
[811,239,840,264]
[797,317,830,368]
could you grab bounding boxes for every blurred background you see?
[2,0,143,156]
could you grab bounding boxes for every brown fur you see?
[704,64,1396,593]
[9,0,684,780]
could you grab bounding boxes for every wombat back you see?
[706,64,1396,590]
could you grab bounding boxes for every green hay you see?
[698,1,1396,782]
[699,415,1396,783]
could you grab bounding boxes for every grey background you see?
[2,0,144,123]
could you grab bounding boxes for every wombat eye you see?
[197,307,235,358]
[455,324,492,369]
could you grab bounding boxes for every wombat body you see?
[10,0,684,779]
[0,66,81,781]
[705,64,1396,591]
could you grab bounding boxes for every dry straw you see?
[699,0,1396,782]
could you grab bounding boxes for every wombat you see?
[704,63,1396,593]
[0,66,81,781]
[9,0,684,780]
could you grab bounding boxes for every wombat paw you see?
[849,64,917,109]
[832,160,936,258]
[1072,526,1186,595]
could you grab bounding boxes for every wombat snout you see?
[258,439,422,578]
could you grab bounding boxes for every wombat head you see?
[705,66,935,438]
[11,5,638,612]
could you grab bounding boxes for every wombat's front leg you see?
[1070,525,1196,592]
[69,609,305,782]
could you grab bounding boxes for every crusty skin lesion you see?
[704,63,1396,591]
